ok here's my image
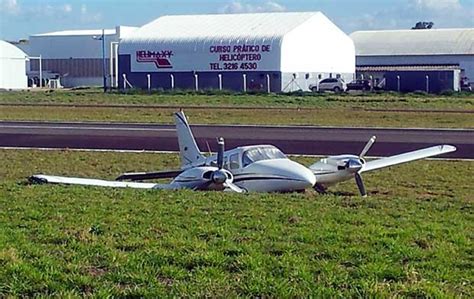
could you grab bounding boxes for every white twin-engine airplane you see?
[30,111,456,195]
[29,111,316,193]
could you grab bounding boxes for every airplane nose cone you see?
[265,159,316,189]
[291,162,317,188]
[245,159,316,192]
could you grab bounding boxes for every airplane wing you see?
[116,170,183,181]
[361,145,456,173]
[29,174,176,189]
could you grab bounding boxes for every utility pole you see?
[101,29,106,93]
[93,30,107,93]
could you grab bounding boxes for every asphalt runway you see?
[1,121,473,159]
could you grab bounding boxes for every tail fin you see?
[174,111,206,169]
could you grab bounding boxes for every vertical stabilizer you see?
[174,111,206,169]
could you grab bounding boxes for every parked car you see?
[460,77,472,92]
[346,79,372,91]
[309,78,346,93]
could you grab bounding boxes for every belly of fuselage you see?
[235,178,308,193]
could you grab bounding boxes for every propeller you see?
[199,137,244,193]
[343,136,376,197]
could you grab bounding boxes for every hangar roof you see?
[32,29,117,37]
[0,40,27,59]
[122,12,326,42]
[31,26,138,38]
[351,28,474,56]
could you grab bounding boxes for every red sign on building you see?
[136,50,173,69]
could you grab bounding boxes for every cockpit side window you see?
[242,153,253,168]
[229,153,240,170]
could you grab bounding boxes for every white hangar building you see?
[351,28,474,85]
[119,12,355,92]
[0,40,28,90]
[27,26,137,88]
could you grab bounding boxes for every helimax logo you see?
[136,50,173,69]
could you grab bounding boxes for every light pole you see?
[93,29,107,93]
[102,29,106,93]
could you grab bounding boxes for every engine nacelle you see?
[173,166,234,191]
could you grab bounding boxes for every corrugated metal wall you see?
[356,55,474,84]
[30,58,109,77]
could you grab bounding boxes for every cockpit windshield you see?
[242,146,286,167]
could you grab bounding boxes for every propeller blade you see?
[205,140,212,157]
[354,173,367,197]
[217,137,225,169]
[224,182,245,193]
[359,136,376,158]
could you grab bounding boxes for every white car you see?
[309,78,347,93]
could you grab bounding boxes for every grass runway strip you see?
[0,149,472,297]
[1,89,474,109]
[3,106,474,128]
[1,90,473,128]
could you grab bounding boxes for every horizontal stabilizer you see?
[116,170,182,181]
[29,174,174,189]
[361,145,456,173]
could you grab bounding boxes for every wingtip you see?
[441,145,457,153]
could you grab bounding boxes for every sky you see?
[1,0,473,40]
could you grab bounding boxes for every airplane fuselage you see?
[201,145,316,192]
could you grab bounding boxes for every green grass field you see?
[1,149,472,297]
[1,89,474,128]
[2,89,474,109]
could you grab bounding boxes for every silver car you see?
[310,78,347,93]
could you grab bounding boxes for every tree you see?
[412,22,434,30]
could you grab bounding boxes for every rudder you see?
[174,111,206,169]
